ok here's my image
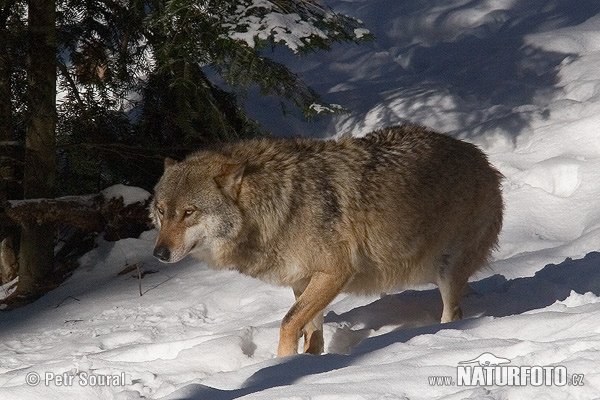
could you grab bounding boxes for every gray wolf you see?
[150,125,503,357]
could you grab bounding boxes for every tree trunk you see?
[0,7,15,207]
[0,32,13,146]
[18,0,56,294]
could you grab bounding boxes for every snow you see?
[3,0,600,398]
[101,184,151,207]
[224,1,367,54]
[228,12,328,52]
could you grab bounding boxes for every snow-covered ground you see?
[3,0,600,398]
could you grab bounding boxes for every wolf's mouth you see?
[189,236,206,252]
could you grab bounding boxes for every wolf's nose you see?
[153,245,171,262]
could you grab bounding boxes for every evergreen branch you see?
[57,59,88,113]
[0,0,17,27]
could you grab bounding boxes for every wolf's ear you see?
[215,163,245,200]
[164,158,177,169]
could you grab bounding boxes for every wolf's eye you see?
[157,207,164,215]
[183,210,195,217]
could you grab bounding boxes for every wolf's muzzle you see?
[153,245,171,262]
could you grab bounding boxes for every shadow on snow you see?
[168,252,600,399]
[260,0,600,142]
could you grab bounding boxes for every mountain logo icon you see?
[459,353,511,366]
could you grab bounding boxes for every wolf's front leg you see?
[303,313,324,354]
[292,279,325,355]
[278,271,350,357]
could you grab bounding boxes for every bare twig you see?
[135,263,142,296]
[54,295,80,308]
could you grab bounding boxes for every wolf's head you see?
[150,154,245,263]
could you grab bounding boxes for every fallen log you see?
[6,194,102,231]
[4,185,153,241]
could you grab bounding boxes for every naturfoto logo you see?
[456,353,577,387]
[428,353,585,387]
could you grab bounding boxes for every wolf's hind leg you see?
[438,277,465,323]
[436,250,468,323]
[438,243,489,323]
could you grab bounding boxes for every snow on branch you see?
[222,0,373,53]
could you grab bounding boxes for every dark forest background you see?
[0,0,370,297]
